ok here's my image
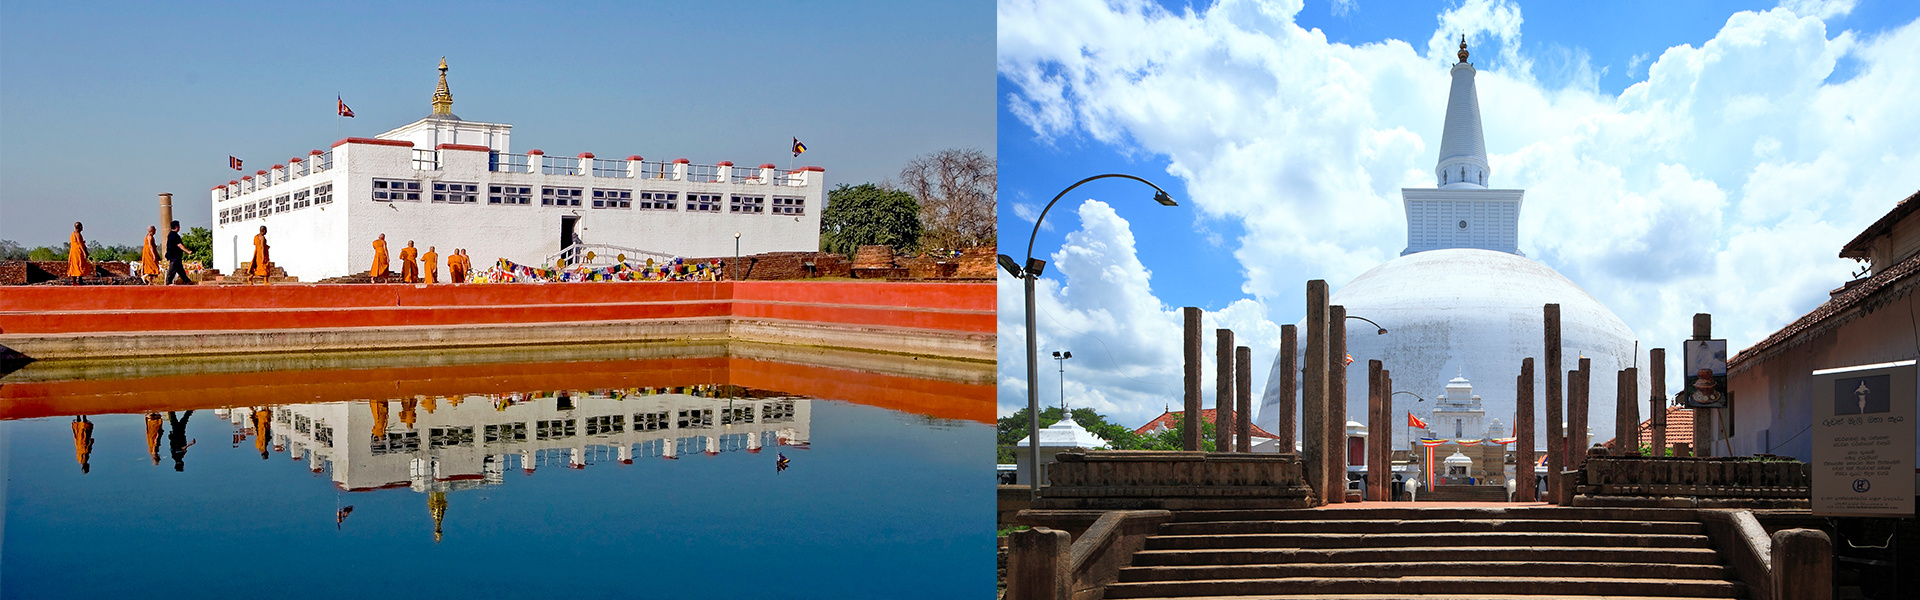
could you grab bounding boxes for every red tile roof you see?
[1735,189,1920,371]
[1602,406,1695,450]
[1135,408,1280,439]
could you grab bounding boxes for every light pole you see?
[1051,351,1072,410]
[733,232,741,280]
[1001,174,1178,498]
[1346,315,1388,335]
[1393,390,1427,453]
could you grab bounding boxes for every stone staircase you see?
[1105,507,1750,599]
[1421,484,1510,502]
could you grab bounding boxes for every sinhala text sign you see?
[1811,360,1916,517]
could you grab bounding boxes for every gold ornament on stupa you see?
[431,57,454,116]
[1458,35,1469,63]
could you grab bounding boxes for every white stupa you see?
[1259,37,1644,452]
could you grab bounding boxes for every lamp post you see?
[1393,391,1427,453]
[1051,351,1072,410]
[733,232,741,280]
[1346,315,1388,335]
[1001,174,1178,498]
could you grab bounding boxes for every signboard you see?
[1679,339,1728,409]
[1811,360,1916,517]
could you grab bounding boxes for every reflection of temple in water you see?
[218,386,811,498]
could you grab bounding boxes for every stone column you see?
[1328,305,1349,503]
[1382,369,1394,499]
[1183,307,1203,451]
[158,193,174,235]
[1303,281,1329,504]
[1616,367,1639,456]
[1692,313,1713,457]
[1005,527,1071,600]
[1572,357,1590,467]
[1235,346,1253,453]
[1515,357,1536,502]
[1544,303,1564,504]
[1215,328,1235,453]
[1278,324,1297,455]
[1650,348,1667,456]
[1368,359,1385,502]
[1771,529,1833,600]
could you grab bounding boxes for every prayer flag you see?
[229,156,243,170]
[791,137,807,156]
[1408,413,1428,429]
[1344,353,1354,366]
[337,96,355,118]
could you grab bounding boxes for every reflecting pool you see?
[1,343,994,599]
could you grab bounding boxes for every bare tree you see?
[895,148,995,250]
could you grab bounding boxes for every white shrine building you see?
[209,59,826,280]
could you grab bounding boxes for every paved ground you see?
[1314,501,1552,509]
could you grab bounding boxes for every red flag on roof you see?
[337,96,354,118]
[1408,413,1428,429]
[229,156,243,171]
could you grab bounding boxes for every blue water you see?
[2,397,992,598]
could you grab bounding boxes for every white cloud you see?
[998,0,1920,429]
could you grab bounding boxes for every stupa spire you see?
[1436,36,1488,189]
[431,57,454,117]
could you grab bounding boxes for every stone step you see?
[1129,546,1726,567]
[1101,575,1748,599]
[1420,485,1513,502]
[1161,518,1704,536]
[1106,595,1746,600]
[1117,561,1737,583]
[1145,531,1712,551]
[1171,507,1701,523]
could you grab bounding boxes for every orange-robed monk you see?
[251,226,271,279]
[422,246,439,283]
[67,222,90,279]
[371,234,390,280]
[399,241,420,283]
[145,413,164,465]
[141,226,160,282]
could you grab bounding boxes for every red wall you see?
[0,281,992,335]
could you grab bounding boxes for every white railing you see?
[774,170,808,186]
[730,167,764,184]
[315,151,333,171]
[542,155,581,176]
[543,242,680,267]
[490,152,531,173]
[639,161,677,180]
[686,164,721,182]
[413,149,440,170]
[590,159,628,178]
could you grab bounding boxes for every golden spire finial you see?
[429,490,447,543]
[431,57,454,116]
[1458,35,1469,63]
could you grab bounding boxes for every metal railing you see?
[543,242,680,267]
[590,158,628,178]
[314,151,334,171]
[542,155,581,176]
[412,149,440,170]
[773,170,806,186]
[686,164,721,182]
[489,152,530,173]
[639,161,677,179]
[729,166,765,184]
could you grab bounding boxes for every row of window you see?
[220,183,333,225]
[367,178,804,215]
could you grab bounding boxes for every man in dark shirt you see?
[164,220,193,285]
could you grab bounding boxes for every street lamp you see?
[1001,174,1178,498]
[1393,391,1427,452]
[1051,351,1072,410]
[1346,315,1388,335]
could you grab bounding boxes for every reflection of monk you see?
[145,413,164,465]
[371,400,389,440]
[400,397,419,430]
[371,234,390,280]
[72,416,95,473]
[68,222,90,281]
[167,411,195,472]
[251,226,271,280]
[252,408,273,460]
[422,246,439,283]
[422,396,438,414]
[141,226,160,283]
[399,241,420,283]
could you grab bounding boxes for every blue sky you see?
[997,0,1920,431]
[0,0,993,247]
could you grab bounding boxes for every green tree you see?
[0,240,26,260]
[181,227,212,265]
[998,406,1186,463]
[819,183,921,256]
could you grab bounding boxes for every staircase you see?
[1421,484,1510,502]
[1106,507,1750,599]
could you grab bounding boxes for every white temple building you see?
[209,59,826,280]
[1259,38,1645,453]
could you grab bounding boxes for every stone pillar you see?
[1616,367,1640,456]
[1692,313,1713,457]
[1650,348,1667,456]
[1215,328,1234,453]
[1328,305,1348,503]
[1544,303,1564,504]
[1771,528,1833,600]
[1303,281,1329,504]
[1183,307,1203,451]
[1368,359,1385,502]
[1278,324,1297,455]
[1005,527,1071,600]
[1382,369,1394,499]
[1515,357,1536,502]
[1235,346,1253,453]
[1572,357,1590,467]
[158,193,174,234]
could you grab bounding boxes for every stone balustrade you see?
[1034,451,1314,510]
[1573,456,1810,506]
